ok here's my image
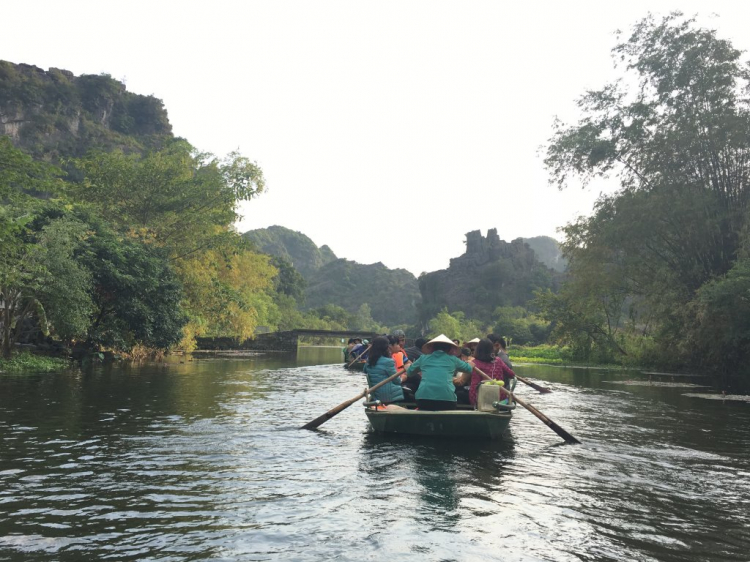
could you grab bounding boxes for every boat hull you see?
[344,361,365,372]
[364,408,511,440]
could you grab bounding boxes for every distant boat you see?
[343,361,365,372]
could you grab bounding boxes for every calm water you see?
[1,349,749,561]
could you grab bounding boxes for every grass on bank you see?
[0,352,73,372]
[509,344,630,370]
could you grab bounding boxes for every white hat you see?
[422,334,460,354]
[467,338,481,344]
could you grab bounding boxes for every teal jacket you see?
[364,356,404,403]
[407,350,473,402]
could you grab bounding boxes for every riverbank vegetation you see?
[539,13,750,386]
[0,352,72,372]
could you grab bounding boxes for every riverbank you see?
[0,352,73,373]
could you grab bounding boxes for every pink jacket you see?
[469,357,515,406]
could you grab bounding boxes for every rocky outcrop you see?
[418,229,561,323]
[0,60,172,160]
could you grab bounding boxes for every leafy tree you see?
[543,13,750,370]
[427,309,486,343]
[70,143,265,260]
[176,247,277,343]
[81,224,187,351]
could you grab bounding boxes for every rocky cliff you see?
[418,229,561,323]
[0,61,172,160]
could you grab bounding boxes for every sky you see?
[3,1,750,276]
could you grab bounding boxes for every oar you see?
[515,374,552,394]
[474,367,580,445]
[346,344,371,368]
[302,368,406,430]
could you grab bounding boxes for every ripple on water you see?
[1,359,750,561]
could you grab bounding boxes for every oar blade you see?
[546,420,581,444]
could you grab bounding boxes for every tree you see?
[70,142,265,260]
[0,139,81,358]
[81,224,187,351]
[543,13,750,369]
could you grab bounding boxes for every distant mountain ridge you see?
[244,225,337,278]
[244,225,420,326]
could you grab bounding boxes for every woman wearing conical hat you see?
[406,334,474,411]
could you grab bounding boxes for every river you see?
[1,348,749,561]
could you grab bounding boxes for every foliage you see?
[491,306,551,346]
[427,309,486,343]
[176,247,277,342]
[509,345,571,365]
[70,143,265,260]
[542,13,750,376]
[0,140,92,357]
[80,220,187,351]
[269,255,307,302]
[0,352,72,372]
[682,257,750,381]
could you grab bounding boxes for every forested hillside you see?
[0,61,295,358]
[416,229,560,344]
[243,225,336,278]
[0,61,171,160]
[306,260,420,326]
[243,225,420,326]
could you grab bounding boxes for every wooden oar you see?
[346,344,371,368]
[302,368,406,430]
[515,374,552,394]
[474,367,580,445]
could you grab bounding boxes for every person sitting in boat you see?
[406,334,474,411]
[453,347,474,404]
[404,337,427,363]
[349,339,369,362]
[402,337,426,395]
[364,336,405,404]
[343,338,357,362]
[470,338,516,407]
[487,334,513,369]
[465,337,480,355]
[388,335,412,372]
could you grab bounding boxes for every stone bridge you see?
[195,329,380,353]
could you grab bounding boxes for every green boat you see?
[344,361,366,372]
[364,405,512,440]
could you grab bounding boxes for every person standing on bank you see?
[406,334,473,411]
[363,336,405,404]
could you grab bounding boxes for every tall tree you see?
[542,13,750,367]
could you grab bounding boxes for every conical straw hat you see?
[422,334,460,354]
[467,338,481,344]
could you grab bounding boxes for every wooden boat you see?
[363,383,514,440]
[364,403,512,440]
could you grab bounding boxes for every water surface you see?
[1,350,749,561]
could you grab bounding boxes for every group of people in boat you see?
[347,331,516,411]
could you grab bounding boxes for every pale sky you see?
[3,1,750,275]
